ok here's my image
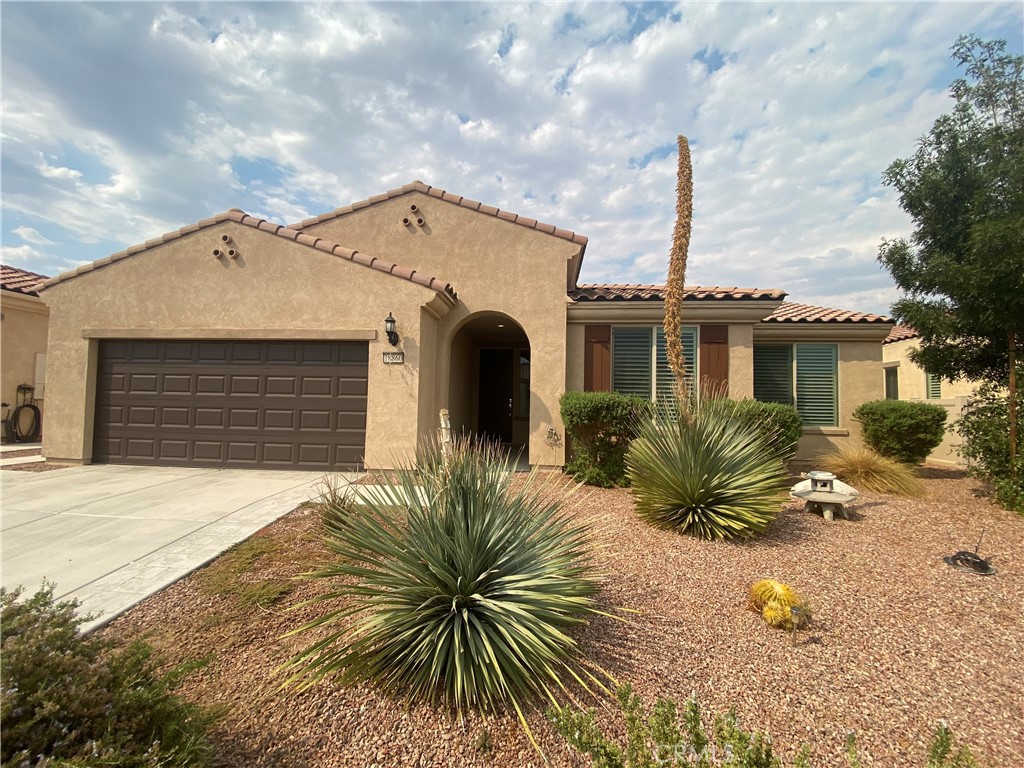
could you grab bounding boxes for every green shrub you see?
[283,438,607,732]
[954,380,1024,513]
[709,398,803,463]
[560,390,653,487]
[627,406,787,540]
[853,400,947,464]
[551,685,980,768]
[1,584,216,768]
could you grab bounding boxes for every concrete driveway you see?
[2,464,353,632]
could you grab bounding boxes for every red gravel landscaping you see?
[104,469,1024,767]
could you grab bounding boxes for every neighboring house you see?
[38,181,893,471]
[882,325,978,466]
[1,265,49,438]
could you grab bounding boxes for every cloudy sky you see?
[2,2,1021,314]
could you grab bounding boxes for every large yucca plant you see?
[282,439,608,739]
[627,408,787,540]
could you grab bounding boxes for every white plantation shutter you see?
[612,328,653,399]
[655,326,698,403]
[795,344,838,426]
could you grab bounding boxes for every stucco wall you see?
[883,338,979,401]
[39,220,443,468]
[727,323,755,399]
[1,291,49,435]
[301,192,582,467]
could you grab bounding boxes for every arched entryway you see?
[447,313,531,462]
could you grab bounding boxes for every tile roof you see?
[37,210,458,303]
[763,302,893,324]
[291,180,589,248]
[569,284,787,301]
[1,264,49,296]
[884,324,919,343]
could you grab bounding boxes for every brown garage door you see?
[93,340,368,470]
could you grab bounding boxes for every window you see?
[612,326,697,403]
[884,366,899,400]
[926,372,942,399]
[754,343,838,427]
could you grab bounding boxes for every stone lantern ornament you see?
[790,471,859,522]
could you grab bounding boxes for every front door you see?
[477,348,514,444]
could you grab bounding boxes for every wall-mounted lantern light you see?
[384,312,399,346]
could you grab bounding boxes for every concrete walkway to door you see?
[1,464,354,632]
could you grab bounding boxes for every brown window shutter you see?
[699,324,729,396]
[584,325,611,392]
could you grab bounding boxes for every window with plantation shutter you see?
[795,344,838,426]
[611,326,698,403]
[754,343,839,426]
[753,345,794,406]
[926,373,942,399]
[655,326,698,404]
[611,328,652,399]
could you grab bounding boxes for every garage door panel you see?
[94,340,367,470]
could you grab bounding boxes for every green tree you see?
[878,35,1023,476]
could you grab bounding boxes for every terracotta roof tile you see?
[569,284,787,302]
[290,180,589,248]
[37,210,458,304]
[884,324,919,343]
[763,302,892,324]
[1,264,49,296]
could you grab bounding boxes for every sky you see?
[1,2,1021,315]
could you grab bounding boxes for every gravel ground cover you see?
[105,469,1024,767]
[2,461,71,472]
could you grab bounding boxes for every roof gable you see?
[37,210,457,303]
[291,180,589,248]
[1,264,49,296]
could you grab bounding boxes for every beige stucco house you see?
[882,325,978,466]
[1,265,49,440]
[38,181,894,470]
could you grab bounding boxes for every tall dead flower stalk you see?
[664,135,693,410]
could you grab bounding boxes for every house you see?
[883,325,977,466]
[1,265,50,440]
[38,181,893,470]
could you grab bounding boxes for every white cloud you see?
[11,226,55,246]
[1,1,1021,314]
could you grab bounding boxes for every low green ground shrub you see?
[561,390,653,487]
[1,584,217,768]
[550,685,979,767]
[627,406,787,540]
[283,438,608,742]
[954,380,1024,513]
[853,400,947,464]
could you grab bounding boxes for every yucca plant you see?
[816,444,925,497]
[627,407,788,540]
[282,438,609,740]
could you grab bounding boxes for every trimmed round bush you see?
[560,390,653,487]
[853,399,947,464]
[284,438,606,718]
[626,407,788,540]
[711,398,803,463]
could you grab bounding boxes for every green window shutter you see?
[795,344,838,427]
[753,345,794,406]
[654,326,698,403]
[612,327,652,399]
[926,373,942,399]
